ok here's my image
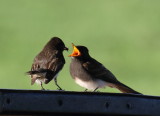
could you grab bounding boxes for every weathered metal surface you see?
[0,89,159,116]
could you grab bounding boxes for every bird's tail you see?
[26,71,40,85]
[26,69,54,84]
[26,69,49,75]
[109,82,141,94]
[26,70,40,75]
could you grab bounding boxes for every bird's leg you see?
[84,89,88,92]
[54,78,63,90]
[41,82,45,90]
[93,87,99,92]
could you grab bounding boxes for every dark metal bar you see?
[0,89,159,116]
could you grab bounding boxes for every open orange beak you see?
[69,43,81,57]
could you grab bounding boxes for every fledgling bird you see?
[26,37,68,90]
[69,44,141,94]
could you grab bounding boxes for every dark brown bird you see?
[26,37,68,90]
[69,44,141,94]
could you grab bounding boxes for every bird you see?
[26,37,68,90]
[69,43,141,94]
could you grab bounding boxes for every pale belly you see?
[75,77,109,90]
[35,78,46,85]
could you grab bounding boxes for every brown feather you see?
[26,37,67,88]
[108,83,141,94]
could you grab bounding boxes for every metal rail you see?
[0,89,159,116]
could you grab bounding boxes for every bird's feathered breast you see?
[70,57,92,81]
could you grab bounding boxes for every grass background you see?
[0,0,160,95]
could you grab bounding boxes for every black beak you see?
[64,47,69,51]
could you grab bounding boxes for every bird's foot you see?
[57,88,65,91]
[41,88,45,90]
[94,90,100,92]
[93,87,99,92]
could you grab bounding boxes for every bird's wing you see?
[31,51,49,71]
[32,53,64,71]
[30,50,65,82]
[47,57,64,72]
[31,50,59,70]
[44,57,64,84]
[82,59,119,84]
[30,52,49,84]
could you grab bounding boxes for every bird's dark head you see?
[44,37,68,51]
[69,43,90,58]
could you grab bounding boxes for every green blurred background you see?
[0,0,160,95]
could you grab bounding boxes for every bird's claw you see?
[93,90,100,92]
[41,88,45,90]
[57,88,65,91]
